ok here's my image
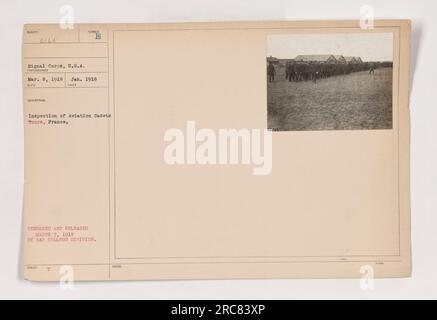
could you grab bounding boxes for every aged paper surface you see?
[23,20,411,281]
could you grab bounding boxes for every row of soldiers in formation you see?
[267,60,385,83]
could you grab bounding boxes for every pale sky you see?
[267,33,393,62]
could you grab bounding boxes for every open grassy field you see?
[267,67,393,131]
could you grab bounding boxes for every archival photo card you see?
[22,21,410,281]
[267,33,394,131]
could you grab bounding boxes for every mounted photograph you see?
[267,33,394,131]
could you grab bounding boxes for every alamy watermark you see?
[163,121,273,176]
[360,265,375,290]
[59,5,74,30]
[59,265,75,290]
[360,5,375,30]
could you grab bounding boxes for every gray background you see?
[0,0,435,299]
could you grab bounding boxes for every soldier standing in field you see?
[285,61,290,80]
[267,61,276,82]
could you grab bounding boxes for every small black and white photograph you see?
[267,33,394,131]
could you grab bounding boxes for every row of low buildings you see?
[268,54,364,64]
